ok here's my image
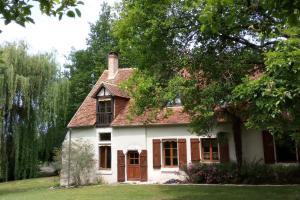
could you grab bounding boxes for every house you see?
[60,52,300,185]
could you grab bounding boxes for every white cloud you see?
[0,0,118,66]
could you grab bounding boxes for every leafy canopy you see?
[0,0,83,28]
[114,0,300,135]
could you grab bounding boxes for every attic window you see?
[167,96,182,107]
[97,87,111,97]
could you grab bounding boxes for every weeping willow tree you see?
[0,42,70,181]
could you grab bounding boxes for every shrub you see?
[183,162,238,184]
[61,139,96,186]
[183,162,300,184]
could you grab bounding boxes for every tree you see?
[66,2,131,118]
[114,0,300,169]
[0,42,70,181]
[0,0,83,28]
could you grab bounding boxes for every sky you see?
[0,0,118,67]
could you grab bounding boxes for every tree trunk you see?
[232,115,243,172]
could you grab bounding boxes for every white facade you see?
[60,124,264,185]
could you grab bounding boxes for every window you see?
[99,146,111,169]
[167,96,182,107]
[163,140,178,167]
[275,136,297,163]
[96,99,113,126]
[128,151,139,164]
[98,100,112,113]
[100,133,111,141]
[202,138,219,161]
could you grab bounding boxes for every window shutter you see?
[262,131,275,164]
[190,138,200,162]
[178,139,187,168]
[219,142,230,163]
[140,150,148,181]
[117,150,125,182]
[152,139,161,169]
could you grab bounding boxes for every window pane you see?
[173,158,178,166]
[202,139,210,152]
[105,101,112,113]
[203,152,210,160]
[171,141,177,148]
[212,152,219,160]
[164,142,170,148]
[100,146,106,168]
[276,136,297,162]
[165,148,170,156]
[99,146,111,169]
[100,133,111,141]
[165,157,171,166]
[172,148,177,157]
[99,102,105,112]
[163,140,178,166]
[212,139,218,152]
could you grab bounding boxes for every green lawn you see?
[0,177,300,200]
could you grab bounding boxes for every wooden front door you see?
[127,151,140,181]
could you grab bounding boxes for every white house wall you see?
[61,124,264,185]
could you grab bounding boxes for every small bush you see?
[61,139,96,186]
[183,162,300,184]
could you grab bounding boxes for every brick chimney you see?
[108,52,118,79]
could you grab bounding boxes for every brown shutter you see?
[152,139,161,169]
[219,142,230,163]
[117,150,125,182]
[262,131,275,164]
[140,150,148,182]
[178,139,187,168]
[190,138,200,162]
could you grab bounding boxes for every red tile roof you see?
[91,82,130,99]
[111,102,190,127]
[68,67,191,128]
[67,68,134,128]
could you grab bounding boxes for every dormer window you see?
[96,87,114,127]
[167,96,182,107]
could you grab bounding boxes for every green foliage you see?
[0,0,83,30]
[183,162,300,184]
[233,27,300,133]
[66,3,132,118]
[0,42,70,182]
[115,0,300,136]
[114,0,300,167]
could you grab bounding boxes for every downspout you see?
[67,128,72,187]
[144,123,148,149]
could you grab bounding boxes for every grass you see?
[0,177,300,200]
